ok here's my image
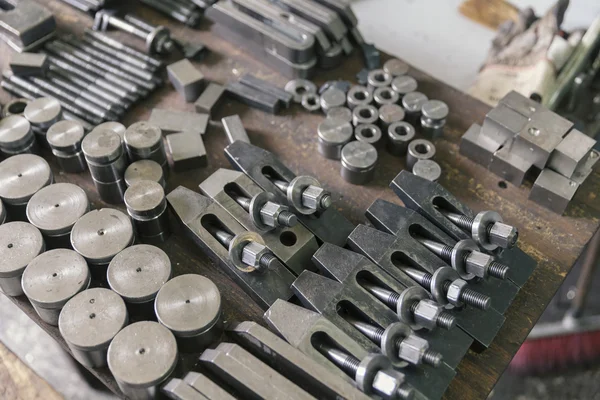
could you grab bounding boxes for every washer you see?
[352,104,378,126]
[317,118,353,160]
[407,139,436,170]
[354,124,383,149]
[301,93,321,112]
[284,79,317,103]
[366,69,392,91]
[124,180,170,243]
[347,85,373,109]
[340,141,378,185]
[0,222,44,296]
[373,87,399,107]
[2,98,29,118]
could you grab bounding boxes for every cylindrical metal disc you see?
[107,245,172,304]
[124,180,165,218]
[155,274,221,337]
[70,209,134,265]
[0,222,44,278]
[383,58,410,77]
[22,249,90,308]
[0,154,52,205]
[47,120,85,153]
[24,98,62,128]
[26,183,90,236]
[341,141,378,172]
[59,288,128,351]
[412,159,442,182]
[402,92,429,113]
[82,127,123,164]
[107,321,178,388]
[124,160,165,188]
[326,107,352,123]
[124,122,162,156]
[0,115,32,150]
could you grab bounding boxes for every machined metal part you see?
[480,104,528,148]
[387,121,415,157]
[194,82,225,115]
[391,76,418,99]
[124,121,167,166]
[167,59,205,102]
[46,120,86,173]
[10,52,48,77]
[23,97,62,148]
[149,108,209,135]
[26,183,89,249]
[166,186,295,309]
[108,321,178,400]
[441,210,518,251]
[227,81,281,114]
[2,98,29,117]
[402,92,428,126]
[155,274,222,352]
[420,100,448,139]
[59,288,128,368]
[488,146,532,186]
[529,168,579,214]
[0,154,52,221]
[0,222,44,296]
[225,140,354,246]
[125,181,170,244]
[162,378,206,400]
[499,90,541,118]
[406,139,435,170]
[222,114,250,144]
[228,321,371,400]
[548,129,596,178]
[183,372,236,400]
[301,93,321,112]
[166,131,207,172]
[378,104,405,131]
[384,58,409,77]
[571,150,599,185]
[347,85,373,110]
[201,342,314,399]
[238,75,292,109]
[326,106,352,122]
[84,30,163,70]
[22,249,90,325]
[459,123,499,168]
[0,115,36,156]
[510,123,565,170]
[0,0,56,52]
[284,79,317,103]
[352,104,378,126]
[199,169,318,275]
[412,159,441,182]
[124,160,166,188]
[354,124,382,148]
[373,87,399,107]
[317,118,353,159]
[367,69,392,90]
[320,87,346,112]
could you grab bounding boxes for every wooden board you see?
[1,1,599,399]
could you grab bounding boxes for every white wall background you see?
[352,0,600,91]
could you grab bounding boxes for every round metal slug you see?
[47,120,87,173]
[124,160,165,188]
[228,231,268,273]
[301,93,321,112]
[82,126,124,165]
[326,106,352,123]
[373,87,400,107]
[0,222,44,296]
[387,121,415,157]
[391,76,418,99]
[407,139,436,170]
[383,58,410,77]
[26,183,90,249]
[21,249,90,325]
[0,115,36,156]
[59,288,129,368]
[317,118,354,160]
[124,180,170,243]
[2,98,29,118]
[420,100,449,139]
[412,159,442,182]
[24,98,63,130]
[155,274,222,352]
[402,92,429,126]
[378,104,405,130]
[352,104,378,126]
[340,141,378,185]
[319,87,346,112]
[124,121,166,164]
[0,154,53,221]
[284,79,317,103]
[354,124,383,148]
[108,321,178,400]
[346,85,373,109]
[94,121,127,155]
[70,208,134,273]
[367,69,392,90]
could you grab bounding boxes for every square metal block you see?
[511,119,565,169]
[10,52,48,76]
[167,59,205,102]
[481,104,528,147]
[571,149,599,185]
[529,169,579,214]
[547,129,596,178]
[194,82,225,115]
[148,109,209,135]
[166,132,207,172]
[489,146,533,186]
[459,123,500,168]
[499,90,541,118]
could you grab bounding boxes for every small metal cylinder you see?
[21,249,90,325]
[107,245,172,319]
[352,104,378,126]
[47,120,87,173]
[355,124,383,149]
[0,222,44,296]
[340,141,378,185]
[407,139,436,170]
[124,122,167,167]
[23,97,62,149]
[412,159,442,182]
[373,87,399,107]
[367,69,392,91]
[124,180,170,244]
[108,321,178,400]
[2,98,29,118]
[59,288,129,368]
[391,76,418,100]
[346,85,373,109]
[70,208,134,277]
[387,121,416,157]
[420,100,449,139]
[94,121,127,156]
[0,115,37,156]
[155,274,222,353]
[402,92,429,126]
[319,87,346,113]
[26,183,90,249]
[379,104,405,131]
[124,160,166,188]
[0,154,53,221]
[383,58,410,77]
[317,118,353,160]
[326,107,352,123]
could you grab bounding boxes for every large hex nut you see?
[472,211,503,251]
[259,201,287,229]
[372,369,408,400]
[488,222,518,249]
[356,353,391,395]
[413,300,444,331]
[465,251,493,279]
[446,279,468,307]
[228,231,267,273]
[397,334,429,366]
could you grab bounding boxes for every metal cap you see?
[379,104,405,125]
[70,209,134,265]
[326,107,352,123]
[24,97,62,128]
[391,76,418,95]
[59,288,128,351]
[317,118,353,145]
[108,321,178,388]
[0,115,32,150]
[95,121,126,143]
[47,120,85,153]
[412,160,442,182]
[0,154,52,205]
[82,127,123,164]
[0,222,44,278]
[124,122,162,155]
[421,100,449,120]
[341,141,378,172]
[107,245,172,304]
[155,274,221,337]
[402,92,428,113]
[124,160,165,188]
[383,58,410,77]
[124,180,166,218]
[22,249,90,308]
[320,87,346,111]
[26,183,90,236]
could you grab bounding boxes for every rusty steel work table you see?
[0,1,599,399]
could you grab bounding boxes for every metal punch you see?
[225,140,355,246]
[390,170,536,287]
[311,243,473,370]
[347,224,505,349]
[166,186,295,309]
[199,168,319,276]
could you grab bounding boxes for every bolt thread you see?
[397,386,415,400]
[486,224,494,237]
[422,350,443,367]
[436,312,457,330]
[440,245,454,260]
[319,193,332,209]
[387,291,401,307]
[489,262,509,280]
[259,253,278,269]
[403,267,432,289]
[277,211,297,227]
[409,300,419,314]
[444,212,474,231]
[421,273,433,289]
[460,288,491,310]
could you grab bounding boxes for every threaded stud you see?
[277,211,298,227]
[489,262,509,280]
[460,288,491,310]
[422,349,443,367]
[436,312,456,330]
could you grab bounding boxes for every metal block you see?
[162,378,205,400]
[166,186,295,309]
[480,104,528,147]
[459,124,500,168]
[200,343,314,400]
[194,82,225,115]
[10,52,48,76]
[183,372,235,400]
[167,59,205,102]
[224,141,355,246]
[228,321,370,400]
[222,115,250,144]
[529,169,579,214]
[226,81,281,114]
[166,132,207,172]
[0,1,56,52]
[571,150,599,185]
[548,129,596,178]
[498,90,541,119]
[488,146,533,186]
[239,75,294,109]
[199,168,319,276]
[149,108,209,135]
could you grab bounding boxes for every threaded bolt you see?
[258,253,278,270]
[442,281,491,310]
[422,350,443,367]
[489,262,509,280]
[320,194,332,209]
[277,211,298,227]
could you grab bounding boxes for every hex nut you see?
[397,334,428,365]
[413,300,443,331]
[241,241,270,272]
[372,369,405,400]
[446,279,467,307]
[259,201,287,228]
[465,251,493,279]
[301,185,328,211]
